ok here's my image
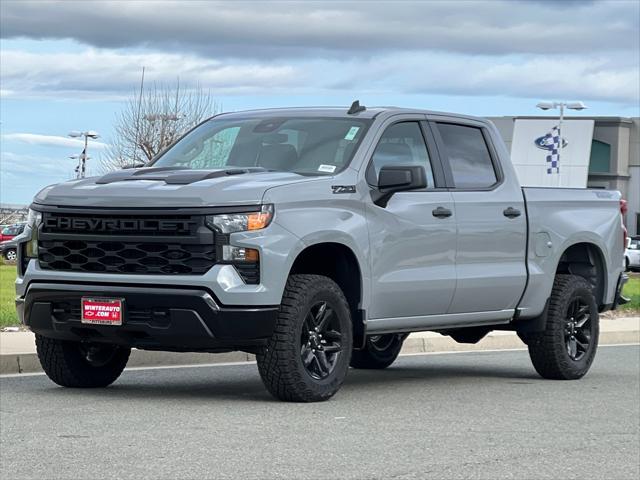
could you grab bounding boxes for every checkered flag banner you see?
[545,126,560,174]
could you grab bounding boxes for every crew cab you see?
[15,104,627,401]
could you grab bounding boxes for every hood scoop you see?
[95,167,267,185]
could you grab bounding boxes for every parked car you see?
[0,238,18,262]
[15,104,628,402]
[625,236,640,271]
[0,223,25,242]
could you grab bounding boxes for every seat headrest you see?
[256,144,298,170]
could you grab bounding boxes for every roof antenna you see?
[347,100,366,115]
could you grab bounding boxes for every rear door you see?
[430,118,528,314]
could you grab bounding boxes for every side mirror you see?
[373,165,427,207]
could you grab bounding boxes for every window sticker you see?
[344,126,360,141]
[318,164,337,173]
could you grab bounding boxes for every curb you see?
[2,329,638,375]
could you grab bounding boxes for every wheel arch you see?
[288,241,366,347]
[556,241,608,308]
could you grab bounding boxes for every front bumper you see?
[17,282,278,352]
[15,217,300,307]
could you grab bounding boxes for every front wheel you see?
[526,275,599,380]
[256,274,353,402]
[36,334,130,387]
[350,334,405,369]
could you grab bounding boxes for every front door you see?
[366,119,457,320]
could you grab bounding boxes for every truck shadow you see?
[35,359,542,403]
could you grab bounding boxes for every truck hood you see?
[33,167,319,208]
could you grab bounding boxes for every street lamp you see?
[68,130,100,179]
[536,101,587,134]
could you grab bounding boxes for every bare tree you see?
[101,82,220,171]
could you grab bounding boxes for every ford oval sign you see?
[535,135,568,150]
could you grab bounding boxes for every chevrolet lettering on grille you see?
[44,216,195,234]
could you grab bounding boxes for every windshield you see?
[151,116,372,175]
[2,225,23,235]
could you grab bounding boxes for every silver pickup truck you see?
[15,103,628,402]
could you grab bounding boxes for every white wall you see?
[510,119,594,188]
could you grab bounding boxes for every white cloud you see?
[0,49,300,99]
[0,2,637,105]
[2,1,638,57]
[3,133,109,150]
[1,47,637,104]
[366,53,640,104]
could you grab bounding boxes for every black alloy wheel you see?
[300,301,343,379]
[564,298,593,361]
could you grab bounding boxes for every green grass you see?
[620,274,640,312]
[0,264,18,328]
[0,263,638,329]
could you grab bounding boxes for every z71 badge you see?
[331,185,356,194]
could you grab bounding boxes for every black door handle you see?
[503,207,521,218]
[432,206,453,218]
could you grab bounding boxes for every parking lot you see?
[2,345,638,480]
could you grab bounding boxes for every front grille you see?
[39,240,216,274]
[38,211,216,275]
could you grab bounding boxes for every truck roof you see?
[213,106,487,123]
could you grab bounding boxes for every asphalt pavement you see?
[1,345,639,480]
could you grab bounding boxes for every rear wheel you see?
[350,334,405,369]
[256,274,352,402]
[526,275,599,380]
[36,334,130,387]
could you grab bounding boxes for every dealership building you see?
[488,116,640,236]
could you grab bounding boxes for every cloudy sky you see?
[1,0,639,204]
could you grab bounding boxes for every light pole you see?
[536,101,587,185]
[68,130,100,179]
[69,154,91,178]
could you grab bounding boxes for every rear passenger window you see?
[436,123,498,189]
[371,122,434,187]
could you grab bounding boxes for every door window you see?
[371,122,435,187]
[436,123,498,189]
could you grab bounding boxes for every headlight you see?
[26,209,42,230]
[25,208,42,259]
[206,205,273,234]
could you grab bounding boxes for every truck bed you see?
[518,187,624,318]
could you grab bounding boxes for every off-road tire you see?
[36,334,130,388]
[256,274,353,402]
[350,334,404,369]
[526,274,599,380]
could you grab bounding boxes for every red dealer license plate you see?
[81,298,123,326]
